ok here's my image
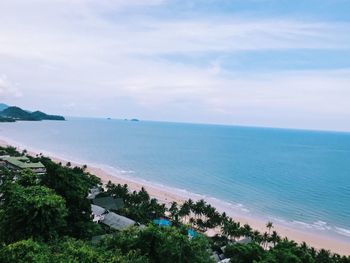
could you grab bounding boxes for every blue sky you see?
[0,0,350,131]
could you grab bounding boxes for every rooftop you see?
[91,204,106,216]
[1,156,45,169]
[101,212,135,230]
[92,196,124,210]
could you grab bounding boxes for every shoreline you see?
[1,138,350,255]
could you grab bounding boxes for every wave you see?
[98,164,252,214]
[335,227,350,238]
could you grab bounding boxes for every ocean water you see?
[1,118,350,241]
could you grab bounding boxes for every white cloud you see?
[0,75,22,98]
[0,0,349,130]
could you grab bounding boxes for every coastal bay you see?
[1,133,350,255]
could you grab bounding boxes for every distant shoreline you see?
[0,136,350,255]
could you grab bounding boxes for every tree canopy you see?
[0,184,67,243]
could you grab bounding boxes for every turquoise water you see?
[1,118,350,240]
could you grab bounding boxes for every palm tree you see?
[262,231,270,249]
[189,217,195,228]
[266,221,273,234]
[169,201,179,222]
[138,187,150,202]
[179,202,190,223]
[316,249,332,262]
[252,230,263,245]
[207,211,221,228]
[242,224,253,237]
[194,199,206,221]
[220,212,228,224]
[187,199,194,209]
[221,219,241,241]
[221,219,232,240]
[270,230,280,246]
[187,199,194,219]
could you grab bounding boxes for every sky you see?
[0,0,350,131]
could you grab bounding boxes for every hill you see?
[31,110,65,120]
[0,106,65,122]
[0,103,9,111]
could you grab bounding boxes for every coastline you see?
[1,138,350,255]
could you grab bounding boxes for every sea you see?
[1,117,350,241]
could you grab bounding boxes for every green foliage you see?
[16,169,40,186]
[100,225,214,263]
[40,158,101,238]
[104,183,166,224]
[0,239,50,263]
[224,243,264,263]
[51,239,115,263]
[0,145,22,156]
[0,238,148,263]
[0,184,68,243]
[0,106,65,122]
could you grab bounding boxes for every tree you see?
[0,239,50,263]
[16,169,40,187]
[179,201,191,223]
[224,243,264,263]
[262,232,270,249]
[266,221,274,234]
[316,249,332,263]
[243,224,253,237]
[40,158,100,238]
[270,231,281,246]
[101,225,214,263]
[52,238,147,263]
[105,182,129,199]
[169,201,179,225]
[251,230,263,245]
[0,184,68,243]
[221,219,241,241]
[0,146,21,157]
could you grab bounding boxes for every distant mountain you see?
[31,111,65,121]
[0,106,65,122]
[0,103,9,111]
[0,106,36,120]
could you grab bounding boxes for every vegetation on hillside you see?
[0,145,349,263]
[0,106,65,121]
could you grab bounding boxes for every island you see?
[124,118,140,122]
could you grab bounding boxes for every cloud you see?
[0,75,22,98]
[1,0,349,62]
[0,0,349,130]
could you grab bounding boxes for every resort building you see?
[0,156,46,175]
[92,196,124,210]
[91,204,135,230]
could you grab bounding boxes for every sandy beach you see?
[1,138,350,255]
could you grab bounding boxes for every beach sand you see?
[1,138,349,255]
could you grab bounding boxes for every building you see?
[91,204,135,230]
[101,212,136,230]
[92,196,124,210]
[0,156,46,175]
